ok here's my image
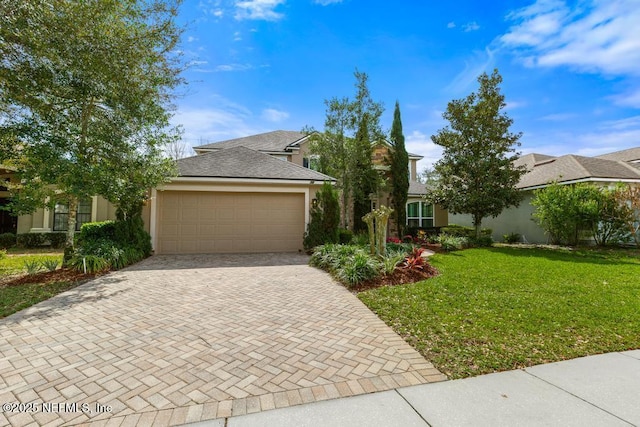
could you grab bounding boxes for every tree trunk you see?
[63,196,78,264]
[473,214,482,239]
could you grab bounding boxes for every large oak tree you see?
[427,70,526,238]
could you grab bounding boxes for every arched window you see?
[406,202,434,228]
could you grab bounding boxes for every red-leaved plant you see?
[401,247,426,271]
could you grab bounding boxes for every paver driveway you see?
[0,253,445,426]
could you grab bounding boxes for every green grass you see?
[0,253,64,276]
[358,246,640,379]
[0,281,80,318]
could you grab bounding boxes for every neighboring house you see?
[449,147,640,243]
[10,129,446,253]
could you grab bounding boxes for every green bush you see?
[503,232,521,243]
[23,259,42,274]
[309,244,382,286]
[0,249,6,260]
[41,259,60,272]
[303,183,340,251]
[0,232,16,249]
[17,233,46,248]
[381,251,406,275]
[47,232,67,249]
[336,251,380,287]
[437,234,470,251]
[79,221,117,244]
[68,255,110,273]
[338,229,353,244]
[470,236,493,247]
[441,224,492,238]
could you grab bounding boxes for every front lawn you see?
[358,246,640,379]
[0,251,84,318]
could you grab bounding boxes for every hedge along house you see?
[449,147,640,243]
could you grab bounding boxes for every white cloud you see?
[445,47,495,94]
[213,9,224,17]
[537,112,578,121]
[447,22,456,29]
[501,0,640,76]
[314,0,343,4]
[611,88,640,108]
[405,130,444,171]
[504,101,527,110]
[235,0,286,21]
[172,95,263,147]
[520,115,640,157]
[213,63,253,72]
[187,36,198,43]
[463,21,480,32]
[261,108,290,122]
[233,31,242,41]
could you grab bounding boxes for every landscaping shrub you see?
[503,232,521,243]
[0,232,16,249]
[441,224,492,239]
[304,183,340,251]
[352,232,370,247]
[401,247,427,271]
[23,259,42,275]
[338,228,353,244]
[47,232,67,249]
[16,233,46,248]
[336,251,380,286]
[470,236,493,247]
[382,251,406,275]
[68,254,110,274]
[309,244,382,287]
[79,221,117,245]
[0,249,6,260]
[386,242,413,254]
[41,259,60,272]
[436,234,470,251]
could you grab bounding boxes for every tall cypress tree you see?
[389,101,409,237]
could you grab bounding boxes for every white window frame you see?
[406,201,434,228]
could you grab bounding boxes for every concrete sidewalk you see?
[189,350,640,427]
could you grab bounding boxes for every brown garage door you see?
[156,191,305,254]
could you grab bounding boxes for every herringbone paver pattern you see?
[0,253,445,426]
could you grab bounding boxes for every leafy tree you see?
[532,182,629,246]
[303,182,340,250]
[427,70,525,238]
[613,184,640,246]
[0,0,183,257]
[307,70,383,230]
[388,101,409,237]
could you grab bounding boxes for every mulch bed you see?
[352,265,439,292]
[0,268,98,288]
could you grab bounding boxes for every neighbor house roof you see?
[517,154,640,190]
[595,147,640,163]
[514,153,556,170]
[193,130,307,153]
[177,146,335,181]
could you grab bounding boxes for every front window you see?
[53,199,92,231]
[303,154,321,171]
[407,202,434,228]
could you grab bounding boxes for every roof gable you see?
[177,146,335,181]
[193,130,307,153]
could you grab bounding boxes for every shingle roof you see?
[514,153,556,170]
[194,130,307,152]
[517,154,640,189]
[595,147,640,163]
[408,180,429,195]
[177,146,335,181]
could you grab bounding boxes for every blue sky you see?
[173,0,640,172]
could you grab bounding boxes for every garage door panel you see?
[157,191,305,254]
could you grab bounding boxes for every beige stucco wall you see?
[449,192,547,243]
[410,160,418,182]
[288,140,310,167]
